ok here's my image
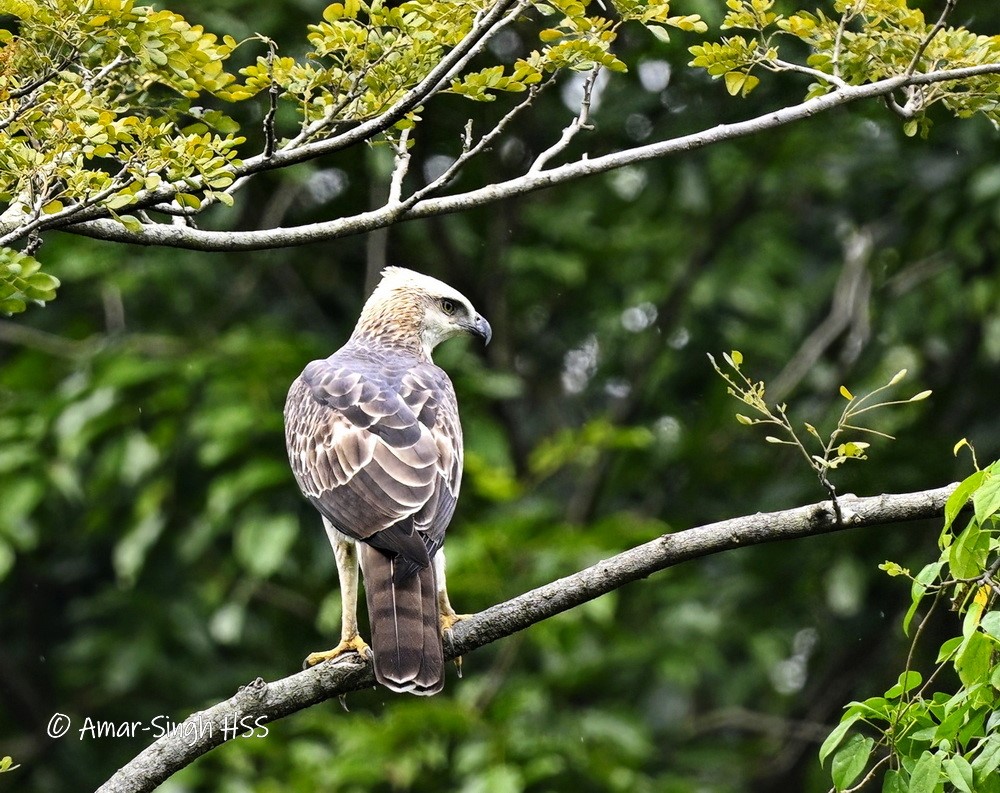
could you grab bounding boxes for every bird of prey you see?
[284,267,491,695]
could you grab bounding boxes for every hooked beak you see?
[468,313,492,346]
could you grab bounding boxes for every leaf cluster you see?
[0,247,58,313]
[821,453,1000,792]
[0,0,244,303]
[690,0,1000,129]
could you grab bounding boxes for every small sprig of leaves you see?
[0,756,20,773]
[709,350,931,521]
[0,247,60,315]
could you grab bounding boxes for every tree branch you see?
[529,66,600,173]
[59,63,1000,252]
[95,483,958,793]
[234,0,526,173]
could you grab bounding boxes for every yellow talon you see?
[440,612,470,678]
[303,635,372,669]
[440,612,469,634]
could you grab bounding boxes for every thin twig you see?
[891,589,943,735]
[254,0,528,171]
[387,127,412,205]
[906,0,957,76]
[769,58,849,90]
[83,52,129,92]
[832,10,849,81]
[9,50,80,99]
[262,39,281,159]
[404,78,553,207]
[529,66,600,173]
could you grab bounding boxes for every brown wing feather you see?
[284,345,462,576]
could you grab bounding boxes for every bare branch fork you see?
[529,65,600,173]
[52,61,1000,253]
[95,484,958,793]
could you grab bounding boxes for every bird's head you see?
[354,266,492,358]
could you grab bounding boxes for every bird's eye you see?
[440,298,456,315]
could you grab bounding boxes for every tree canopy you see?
[3,1,1000,792]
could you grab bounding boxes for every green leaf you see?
[176,192,203,209]
[820,712,863,766]
[908,751,942,793]
[981,611,1000,639]
[945,471,985,531]
[956,630,993,688]
[973,473,1000,524]
[935,703,971,744]
[831,733,873,791]
[904,561,943,636]
[116,214,145,233]
[885,670,922,699]
[647,24,671,43]
[943,755,975,793]
[879,561,909,577]
[936,635,963,663]
[972,735,1000,781]
[883,769,906,793]
[723,70,758,96]
[949,521,987,579]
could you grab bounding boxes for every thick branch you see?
[62,63,1000,252]
[96,484,957,793]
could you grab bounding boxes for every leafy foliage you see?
[3,0,999,320]
[0,0,244,233]
[821,453,1000,792]
[690,0,1000,132]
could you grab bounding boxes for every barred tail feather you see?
[359,545,444,695]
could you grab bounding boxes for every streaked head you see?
[353,267,492,358]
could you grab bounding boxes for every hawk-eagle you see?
[284,267,491,694]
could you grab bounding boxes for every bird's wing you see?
[284,354,462,575]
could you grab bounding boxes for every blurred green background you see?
[3,1,1000,791]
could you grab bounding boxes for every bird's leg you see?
[303,521,372,669]
[435,550,469,676]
